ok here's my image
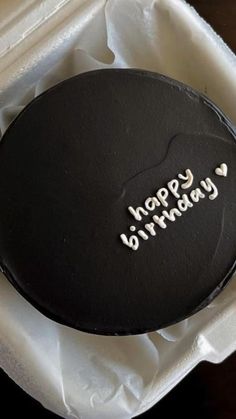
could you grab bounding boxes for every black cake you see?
[0,69,236,335]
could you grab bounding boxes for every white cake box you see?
[0,1,236,418]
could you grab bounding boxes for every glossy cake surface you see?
[0,69,236,335]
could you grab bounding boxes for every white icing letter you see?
[177,194,193,212]
[190,188,205,203]
[138,230,149,240]
[145,222,156,236]
[130,225,136,232]
[200,177,218,200]
[128,206,148,221]
[162,208,182,221]
[153,215,167,229]
[167,179,180,198]
[120,234,139,251]
[156,188,169,207]
[178,169,194,189]
[145,196,160,211]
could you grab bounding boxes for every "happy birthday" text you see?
[120,163,228,251]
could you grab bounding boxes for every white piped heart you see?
[215,163,228,177]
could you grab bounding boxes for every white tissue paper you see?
[0,0,236,418]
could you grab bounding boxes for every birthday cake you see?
[0,69,235,335]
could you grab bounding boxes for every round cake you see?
[0,69,236,335]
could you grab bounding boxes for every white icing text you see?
[120,164,228,251]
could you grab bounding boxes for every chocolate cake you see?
[0,69,235,335]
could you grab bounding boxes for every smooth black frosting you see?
[0,69,236,335]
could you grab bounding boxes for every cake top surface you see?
[0,69,236,335]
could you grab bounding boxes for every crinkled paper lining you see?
[0,1,236,418]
